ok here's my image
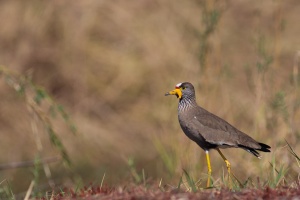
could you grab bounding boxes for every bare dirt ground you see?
[44,185,300,200]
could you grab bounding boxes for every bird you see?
[165,82,271,188]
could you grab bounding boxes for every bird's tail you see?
[258,142,271,152]
[238,143,271,159]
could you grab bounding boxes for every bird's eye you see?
[182,87,186,90]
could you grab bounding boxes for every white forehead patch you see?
[175,83,182,88]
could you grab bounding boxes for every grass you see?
[7,151,299,199]
[1,142,299,198]
[0,180,15,200]
[0,66,76,167]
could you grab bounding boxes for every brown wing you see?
[191,107,261,149]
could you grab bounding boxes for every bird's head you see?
[165,82,195,99]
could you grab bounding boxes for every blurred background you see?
[0,0,300,194]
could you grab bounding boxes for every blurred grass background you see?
[0,0,300,193]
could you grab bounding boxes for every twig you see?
[24,180,34,200]
[100,173,106,190]
[0,156,61,170]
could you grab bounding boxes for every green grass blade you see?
[285,139,300,162]
[177,175,183,190]
[182,169,197,192]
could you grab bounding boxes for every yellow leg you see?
[216,148,232,188]
[205,150,212,187]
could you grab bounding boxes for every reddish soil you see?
[44,185,300,200]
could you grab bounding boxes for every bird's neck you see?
[178,97,197,112]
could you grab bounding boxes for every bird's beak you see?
[165,88,182,99]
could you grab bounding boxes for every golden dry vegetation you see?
[0,0,300,196]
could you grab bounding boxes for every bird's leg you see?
[216,148,232,189]
[205,150,212,187]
